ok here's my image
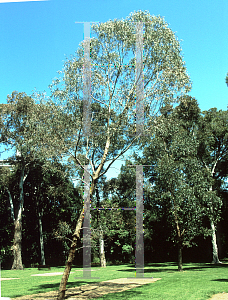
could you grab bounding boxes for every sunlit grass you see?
[1,262,228,299]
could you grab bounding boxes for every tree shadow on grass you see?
[118,262,228,273]
[118,262,177,273]
[211,279,228,282]
[87,289,143,300]
[183,263,228,271]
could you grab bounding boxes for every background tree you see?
[0,92,45,269]
[91,162,136,265]
[197,108,228,263]
[0,166,14,269]
[0,157,82,268]
[135,97,222,271]
[23,158,82,267]
[225,72,228,87]
[0,92,75,269]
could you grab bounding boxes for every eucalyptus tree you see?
[0,92,36,269]
[136,97,222,271]
[0,166,14,268]
[197,108,228,263]
[34,10,191,298]
[0,91,54,269]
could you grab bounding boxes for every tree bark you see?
[177,243,183,271]
[38,211,46,265]
[172,193,184,272]
[208,171,221,264]
[11,219,23,270]
[58,174,98,299]
[210,219,221,264]
[57,209,84,300]
[11,164,27,270]
[99,227,106,268]
[95,186,106,268]
[57,128,111,298]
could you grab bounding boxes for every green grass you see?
[1,262,228,299]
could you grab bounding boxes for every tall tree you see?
[34,10,191,298]
[0,166,14,268]
[197,108,228,263]
[0,92,50,269]
[136,97,222,271]
[225,72,228,87]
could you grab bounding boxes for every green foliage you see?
[22,159,82,266]
[136,97,223,253]
[91,200,135,264]
[0,92,50,160]
[31,10,192,194]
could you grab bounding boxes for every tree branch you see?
[99,132,142,178]
[5,187,15,222]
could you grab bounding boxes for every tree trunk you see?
[177,243,183,271]
[99,227,106,268]
[208,181,221,264]
[57,209,84,300]
[11,219,23,270]
[95,186,106,268]
[11,164,27,270]
[210,219,220,264]
[38,212,46,265]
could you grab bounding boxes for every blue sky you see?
[0,0,228,178]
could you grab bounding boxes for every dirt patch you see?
[0,278,20,281]
[31,272,74,277]
[208,293,228,299]
[11,277,161,299]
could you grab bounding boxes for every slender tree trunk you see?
[38,212,46,265]
[210,219,220,264]
[11,219,23,270]
[208,180,221,264]
[172,194,184,272]
[177,243,183,271]
[57,209,84,300]
[95,186,106,268]
[99,227,106,268]
[58,132,110,298]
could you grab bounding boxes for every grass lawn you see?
[1,262,228,299]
